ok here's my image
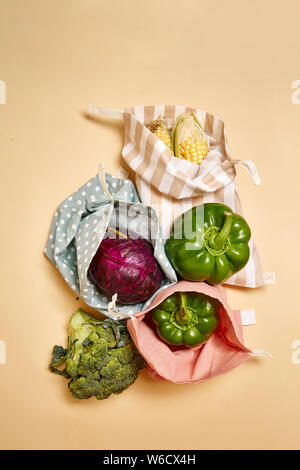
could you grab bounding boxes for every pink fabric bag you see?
[127,281,260,384]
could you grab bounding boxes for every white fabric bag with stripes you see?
[89,104,275,289]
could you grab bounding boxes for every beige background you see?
[0,0,300,450]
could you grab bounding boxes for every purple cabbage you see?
[88,237,163,305]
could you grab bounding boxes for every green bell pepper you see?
[152,291,220,347]
[165,203,251,285]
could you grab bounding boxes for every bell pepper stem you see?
[179,292,190,324]
[209,212,233,250]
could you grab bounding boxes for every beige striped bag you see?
[89,104,275,289]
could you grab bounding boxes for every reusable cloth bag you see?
[127,281,269,384]
[44,168,177,319]
[88,104,275,289]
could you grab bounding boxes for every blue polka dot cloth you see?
[44,171,177,319]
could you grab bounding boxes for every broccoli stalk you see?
[49,309,145,400]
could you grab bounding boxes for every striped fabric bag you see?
[89,104,275,289]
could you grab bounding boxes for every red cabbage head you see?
[88,237,163,305]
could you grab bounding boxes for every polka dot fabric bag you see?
[44,167,177,319]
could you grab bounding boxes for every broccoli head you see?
[49,309,145,400]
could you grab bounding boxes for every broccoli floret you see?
[109,343,135,365]
[95,325,118,347]
[65,358,79,377]
[76,337,109,376]
[88,331,99,343]
[101,356,123,378]
[95,362,140,400]
[49,309,146,401]
[69,375,101,399]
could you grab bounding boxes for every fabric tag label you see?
[241,309,256,326]
[264,272,276,284]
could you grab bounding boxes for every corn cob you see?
[146,117,173,154]
[172,112,209,164]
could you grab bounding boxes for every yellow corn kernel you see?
[146,117,173,154]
